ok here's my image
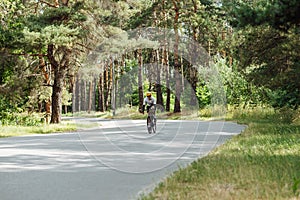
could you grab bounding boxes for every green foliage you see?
[228,0,300,31]
[0,111,42,126]
[125,1,160,29]
[217,58,268,106]
[26,3,86,29]
[267,88,300,109]
[0,92,42,127]
[62,88,72,106]
[130,91,140,106]
[181,0,225,53]
[0,0,25,49]
[196,58,268,109]
[226,0,300,109]
[0,51,15,86]
[196,81,211,108]
[293,178,300,196]
[116,59,139,107]
[23,25,80,48]
[1,0,299,118]
[0,95,15,115]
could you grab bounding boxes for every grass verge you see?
[141,107,300,200]
[0,122,77,138]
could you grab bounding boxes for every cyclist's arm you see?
[141,98,147,113]
[152,97,156,105]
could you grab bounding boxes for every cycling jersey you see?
[143,96,156,106]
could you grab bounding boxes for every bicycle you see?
[147,105,156,134]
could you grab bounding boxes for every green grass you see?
[63,111,111,118]
[108,106,202,120]
[141,106,300,200]
[0,122,77,138]
[0,111,108,138]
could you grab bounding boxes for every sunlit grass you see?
[63,111,110,118]
[0,122,77,138]
[0,115,102,138]
[110,106,201,120]
[141,106,300,200]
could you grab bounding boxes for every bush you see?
[274,107,298,124]
[0,112,42,126]
[228,105,300,125]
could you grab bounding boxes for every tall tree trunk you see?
[76,75,81,112]
[189,65,198,106]
[51,67,65,123]
[190,0,198,106]
[163,43,171,112]
[110,58,116,115]
[48,45,70,124]
[156,49,163,106]
[173,0,181,113]
[103,65,109,111]
[88,81,93,114]
[119,56,125,108]
[71,75,76,114]
[98,72,104,112]
[81,80,86,111]
[114,62,119,112]
[107,61,112,110]
[181,54,184,91]
[137,49,144,111]
[39,56,51,123]
[152,7,163,106]
[64,105,68,114]
[162,0,170,112]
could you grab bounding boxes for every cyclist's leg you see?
[147,116,151,127]
[150,116,154,126]
[146,105,150,113]
[147,116,152,134]
[153,115,156,133]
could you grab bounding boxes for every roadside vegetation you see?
[0,112,75,137]
[140,106,300,200]
[0,112,97,138]
[0,123,77,138]
[0,1,299,198]
[1,102,299,199]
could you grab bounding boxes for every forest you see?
[0,0,299,124]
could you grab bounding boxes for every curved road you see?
[0,118,245,200]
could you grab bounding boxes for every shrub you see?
[0,112,42,126]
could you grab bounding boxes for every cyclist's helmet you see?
[146,91,152,97]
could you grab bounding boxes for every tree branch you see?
[47,44,59,68]
[11,53,48,57]
[75,42,93,51]
[38,0,59,8]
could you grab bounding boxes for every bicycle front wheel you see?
[147,117,152,134]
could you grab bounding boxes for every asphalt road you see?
[0,118,245,200]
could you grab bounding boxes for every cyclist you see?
[141,91,156,114]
